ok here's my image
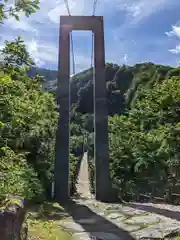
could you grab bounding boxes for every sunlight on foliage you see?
[0,0,39,24]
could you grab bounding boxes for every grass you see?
[28,218,72,240]
[27,202,72,240]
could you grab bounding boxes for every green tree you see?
[0,37,58,200]
[0,36,34,73]
[0,37,87,199]
[0,146,44,201]
[108,76,180,202]
[0,0,39,23]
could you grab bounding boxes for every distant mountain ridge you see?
[27,66,58,81]
[28,62,180,115]
[27,66,58,91]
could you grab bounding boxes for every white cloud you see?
[111,0,177,24]
[74,54,91,72]
[6,17,38,34]
[123,53,128,64]
[130,0,175,24]
[48,0,90,24]
[165,25,180,38]
[1,0,180,70]
[123,2,144,18]
[47,2,67,24]
[25,39,89,71]
[169,45,180,54]
[26,40,58,67]
[106,0,179,44]
[166,24,180,55]
[26,40,43,66]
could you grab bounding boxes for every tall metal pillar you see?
[54,19,70,203]
[94,17,112,201]
[55,16,112,203]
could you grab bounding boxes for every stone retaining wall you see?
[0,197,28,240]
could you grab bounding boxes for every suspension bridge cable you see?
[92,0,98,15]
[90,33,94,69]
[63,0,76,75]
[64,0,71,15]
[63,0,99,73]
[70,34,76,75]
[63,0,99,147]
[91,0,98,68]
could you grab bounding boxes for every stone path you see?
[59,153,180,239]
[76,152,94,200]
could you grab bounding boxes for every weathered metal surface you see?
[55,16,112,203]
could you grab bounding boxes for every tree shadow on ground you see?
[125,202,180,221]
[61,199,135,240]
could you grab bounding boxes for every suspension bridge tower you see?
[54,15,112,203]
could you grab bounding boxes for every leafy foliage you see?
[109,76,180,202]
[62,62,180,202]
[1,3,180,204]
[0,38,59,200]
[0,37,87,200]
[1,36,34,71]
[0,146,44,200]
[0,0,39,24]
[36,62,180,117]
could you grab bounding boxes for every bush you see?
[0,146,44,201]
[108,77,180,202]
[0,71,58,199]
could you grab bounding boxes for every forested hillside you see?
[32,62,180,115]
[2,36,180,204]
[69,63,180,202]
[28,66,57,81]
[71,62,180,114]
[30,61,180,202]
[27,63,180,204]
[0,37,84,202]
[2,0,180,238]
[1,0,180,205]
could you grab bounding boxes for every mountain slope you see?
[29,62,180,115]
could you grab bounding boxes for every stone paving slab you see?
[123,214,162,225]
[106,212,125,220]
[60,198,180,240]
[134,223,180,239]
[63,154,180,239]
[73,232,120,240]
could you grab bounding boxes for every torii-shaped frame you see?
[54,16,112,203]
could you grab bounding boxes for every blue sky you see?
[1,0,180,74]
